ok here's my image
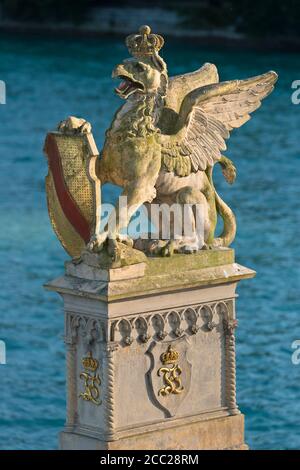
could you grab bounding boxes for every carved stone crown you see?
[126,25,164,57]
[160,345,179,365]
[82,351,99,372]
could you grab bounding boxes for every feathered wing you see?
[158,63,219,135]
[164,62,219,113]
[161,71,278,176]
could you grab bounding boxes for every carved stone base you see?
[60,414,247,450]
[45,248,255,451]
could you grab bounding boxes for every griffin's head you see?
[112,56,168,99]
[112,25,168,100]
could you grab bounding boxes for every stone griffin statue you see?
[44,26,277,262]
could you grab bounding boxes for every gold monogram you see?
[157,345,184,397]
[79,352,101,406]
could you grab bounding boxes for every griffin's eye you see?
[136,62,146,72]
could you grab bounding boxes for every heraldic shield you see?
[44,129,101,258]
[146,336,192,418]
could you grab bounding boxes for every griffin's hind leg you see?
[134,186,210,255]
[175,186,210,252]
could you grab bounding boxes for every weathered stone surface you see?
[60,414,247,450]
[65,258,147,282]
[45,248,255,302]
[45,251,255,450]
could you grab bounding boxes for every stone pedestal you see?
[44,248,255,450]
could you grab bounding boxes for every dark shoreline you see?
[1,22,300,54]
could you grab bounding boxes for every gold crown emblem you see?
[82,351,99,372]
[126,25,164,58]
[160,345,179,365]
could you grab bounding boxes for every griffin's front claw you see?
[107,237,133,262]
[161,240,174,257]
[107,239,119,261]
[114,233,134,248]
[87,237,97,251]
[87,232,108,252]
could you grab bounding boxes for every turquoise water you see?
[0,33,300,450]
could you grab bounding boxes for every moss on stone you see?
[146,248,234,276]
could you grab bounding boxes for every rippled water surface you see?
[0,33,299,449]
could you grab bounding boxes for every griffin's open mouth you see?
[115,76,144,98]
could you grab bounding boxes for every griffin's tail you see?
[206,158,236,247]
[214,187,236,247]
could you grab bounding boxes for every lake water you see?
[0,32,300,450]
